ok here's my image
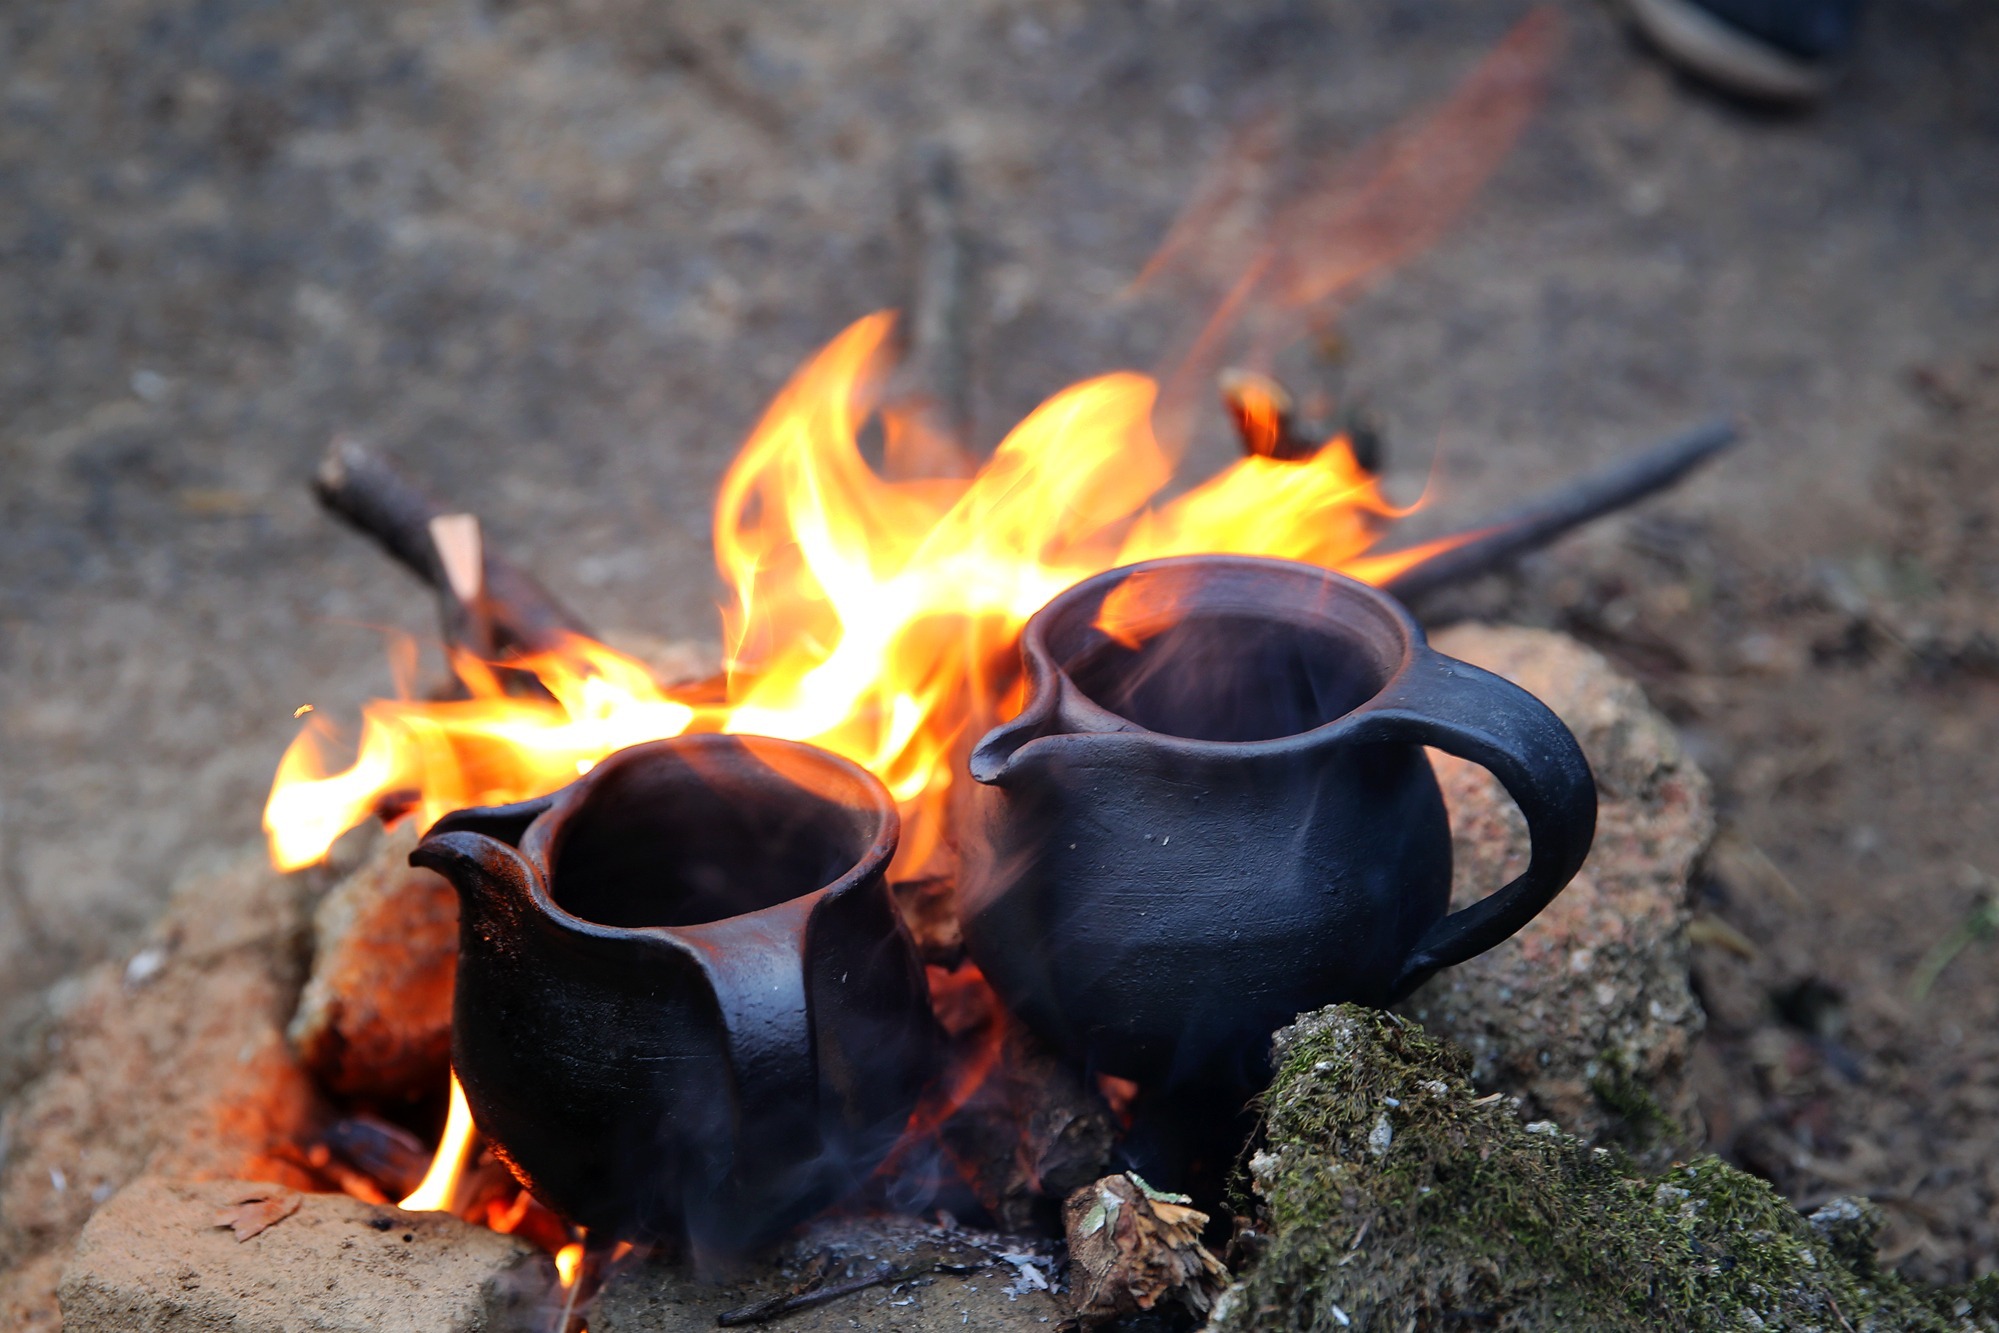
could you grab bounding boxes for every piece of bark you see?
[288,821,458,1102]
[1062,1173,1230,1328]
[59,1176,551,1333]
[1399,625,1712,1147]
[0,857,329,1332]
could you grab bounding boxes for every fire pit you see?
[5,19,1778,1330]
[224,307,1723,1314]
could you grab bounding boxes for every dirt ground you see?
[2,0,1996,1288]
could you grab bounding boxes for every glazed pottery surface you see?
[412,734,937,1253]
[960,555,1596,1088]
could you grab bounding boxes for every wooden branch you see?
[312,435,594,659]
[1380,419,1739,603]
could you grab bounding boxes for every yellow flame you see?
[399,1073,478,1212]
[556,1242,585,1288]
[265,312,1442,878]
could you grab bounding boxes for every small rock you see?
[289,822,458,1101]
[1402,626,1713,1145]
[59,1176,551,1333]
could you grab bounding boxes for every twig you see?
[313,435,593,659]
[1909,882,1998,1003]
[1218,369,1384,473]
[717,1261,920,1327]
[715,1257,986,1327]
[899,144,977,443]
[1380,419,1739,603]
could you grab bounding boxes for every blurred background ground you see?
[1,0,1995,1285]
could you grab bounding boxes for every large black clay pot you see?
[411,734,937,1254]
[960,555,1596,1089]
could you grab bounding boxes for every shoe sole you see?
[1625,0,1833,102]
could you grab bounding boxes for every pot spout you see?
[410,828,538,928]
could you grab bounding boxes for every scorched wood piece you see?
[1381,418,1739,603]
[313,434,594,661]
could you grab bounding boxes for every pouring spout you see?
[411,829,539,927]
[968,714,1047,785]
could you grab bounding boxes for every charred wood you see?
[1381,419,1738,603]
[313,435,593,661]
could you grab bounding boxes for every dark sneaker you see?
[1626,0,1864,101]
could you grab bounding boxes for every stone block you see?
[59,1176,552,1333]
[1402,625,1713,1143]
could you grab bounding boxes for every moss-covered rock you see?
[1214,1006,1999,1332]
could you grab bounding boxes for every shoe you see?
[1625,0,1863,102]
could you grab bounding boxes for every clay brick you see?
[59,1176,553,1333]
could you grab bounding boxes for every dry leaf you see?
[1062,1173,1230,1328]
[212,1188,302,1241]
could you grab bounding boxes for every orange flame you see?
[399,1072,478,1212]
[263,12,1560,878]
[264,313,1443,877]
[265,12,1557,1243]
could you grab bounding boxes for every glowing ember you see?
[264,313,1448,878]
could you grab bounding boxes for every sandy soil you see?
[2,0,1996,1283]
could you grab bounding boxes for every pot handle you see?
[1345,649,1597,1000]
[679,901,823,1192]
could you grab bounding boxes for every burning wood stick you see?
[1219,369,1316,462]
[1381,418,1739,603]
[313,434,594,659]
[1220,367,1384,472]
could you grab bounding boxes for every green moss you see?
[1588,1050,1680,1150]
[1215,1006,1997,1333]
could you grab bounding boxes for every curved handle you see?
[676,900,823,1195]
[1345,649,1597,999]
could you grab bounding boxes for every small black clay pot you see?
[960,555,1596,1089]
[411,734,937,1255]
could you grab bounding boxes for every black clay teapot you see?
[411,734,937,1254]
[959,555,1596,1089]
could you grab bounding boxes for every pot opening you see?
[546,746,881,929]
[1063,609,1387,743]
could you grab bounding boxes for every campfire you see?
[269,309,1452,1272]
[253,321,1730,1316]
[44,13,1744,1328]
[211,15,1758,1325]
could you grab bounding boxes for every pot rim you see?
[1005,552,1429,760]
[513,732,901,946]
